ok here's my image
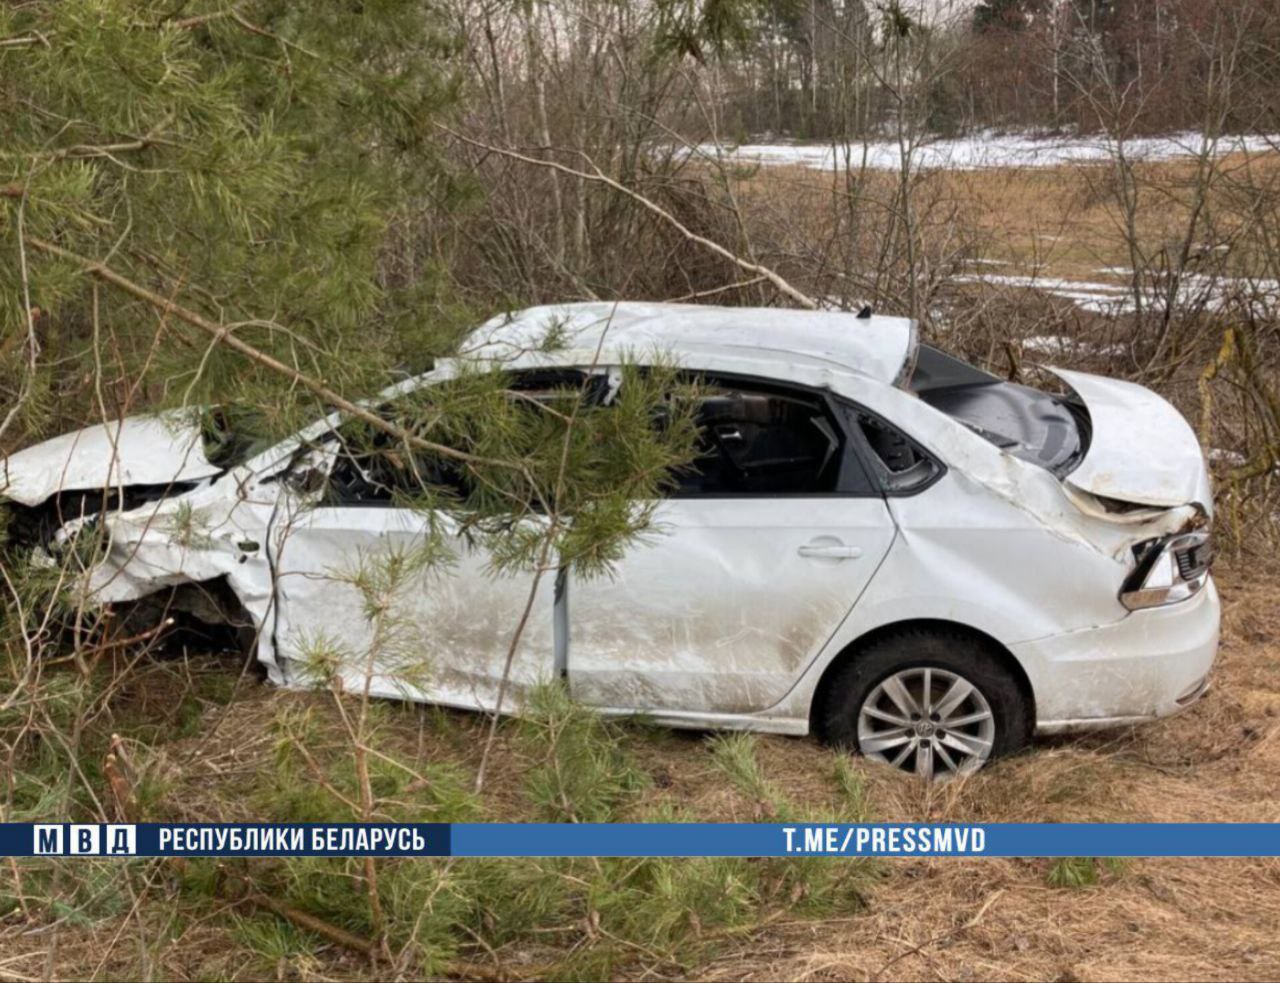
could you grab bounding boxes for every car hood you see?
[0,411,223,507]
[1047,367,1212,512]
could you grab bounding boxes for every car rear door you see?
[566,375,897,716]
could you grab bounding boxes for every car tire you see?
[817,628,1029,778]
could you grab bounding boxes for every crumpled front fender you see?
[79,486,279,654]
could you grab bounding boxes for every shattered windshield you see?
[908,345,1087,477]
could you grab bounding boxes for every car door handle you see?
[797,543,863,559]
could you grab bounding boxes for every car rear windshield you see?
[907,345,1087,476]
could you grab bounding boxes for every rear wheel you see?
[817,629,1029,779]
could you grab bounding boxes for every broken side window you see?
[321,423,467,507]
[669,379,873,496]
[318,369,604,507]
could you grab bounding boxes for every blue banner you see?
[4,822,1280,858]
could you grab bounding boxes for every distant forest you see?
[682,0,1280,139]
[456,0,1280,143]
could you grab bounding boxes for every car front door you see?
[264,395,557,713]
[565,374,898,716]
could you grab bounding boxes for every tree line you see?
[648,0,1280,141]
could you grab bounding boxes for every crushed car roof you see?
[458,302,918,385]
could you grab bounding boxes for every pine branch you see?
[24,236,516,471]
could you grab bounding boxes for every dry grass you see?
[2,562,1278,981]
[730,151,1280,278]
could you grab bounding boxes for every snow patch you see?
[954,267,1280,315]
[1021,335,1126,358]
[704,130,1278,172]
[1208,448,1247,467]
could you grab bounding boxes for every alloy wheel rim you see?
[857,667,996,779]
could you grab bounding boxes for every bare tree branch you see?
[438,124,819,310]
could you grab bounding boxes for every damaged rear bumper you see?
[1015,577,1220,734]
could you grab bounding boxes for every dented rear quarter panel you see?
[757,371,1212,729]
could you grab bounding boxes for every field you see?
[3,153,1280,982]
[730,145,1280,281]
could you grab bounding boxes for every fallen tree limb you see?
[438,125,819,311]
[236,880,377,955]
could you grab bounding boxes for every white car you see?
[1,303,1219,778]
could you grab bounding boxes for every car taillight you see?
[1120,531,1213,611]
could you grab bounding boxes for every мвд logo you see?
[32,824,137,856]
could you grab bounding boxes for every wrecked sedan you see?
[1,302,1218,778]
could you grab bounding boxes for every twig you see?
[24,236,516,472]
[231,878,377,955]
[103,757,136,823]
[871,888,1003,981]
[0,189,40,448]
[0,33,50,48]
[671,275,769,302]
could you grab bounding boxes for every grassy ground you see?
[1,563,1277,981]
[704,563,1280,982]
[732,151,1280,279]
